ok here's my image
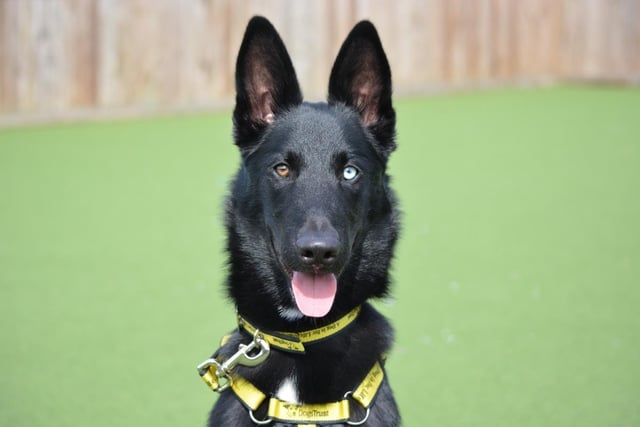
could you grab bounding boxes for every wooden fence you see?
[1,0,639,118]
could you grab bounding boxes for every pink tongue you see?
[291,272,337,318]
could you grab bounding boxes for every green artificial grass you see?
[1,87,639,426]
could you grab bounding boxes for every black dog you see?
[199,16,400,426]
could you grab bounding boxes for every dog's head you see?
[226,17,398,324]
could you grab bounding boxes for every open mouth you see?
[291,271,337,318]
[270,228,345,319]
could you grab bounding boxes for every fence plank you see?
[1,0,639,117]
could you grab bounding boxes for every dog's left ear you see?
[328,21,396,158]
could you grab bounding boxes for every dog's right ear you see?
[233,17,302,153]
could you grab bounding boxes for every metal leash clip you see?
[197,331,270,392]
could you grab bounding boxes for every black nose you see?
[296,232,340,267]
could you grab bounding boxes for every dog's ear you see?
[233,16,302,152]
[328,21,396,158]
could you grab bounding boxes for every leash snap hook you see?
[196,358,232,392]
[222,331,271,372]
[241,331,270,367]
[197,331,271,394]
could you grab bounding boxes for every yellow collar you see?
[237,306,361,353]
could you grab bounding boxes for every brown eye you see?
[274,163,290,177]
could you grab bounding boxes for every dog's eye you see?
[343,165,359,181]
[274,163,290,178]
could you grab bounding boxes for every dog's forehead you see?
[267,105,364,156]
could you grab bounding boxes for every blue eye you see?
[343,166,359,181]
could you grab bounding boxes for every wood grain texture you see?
[1,0,639,115]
